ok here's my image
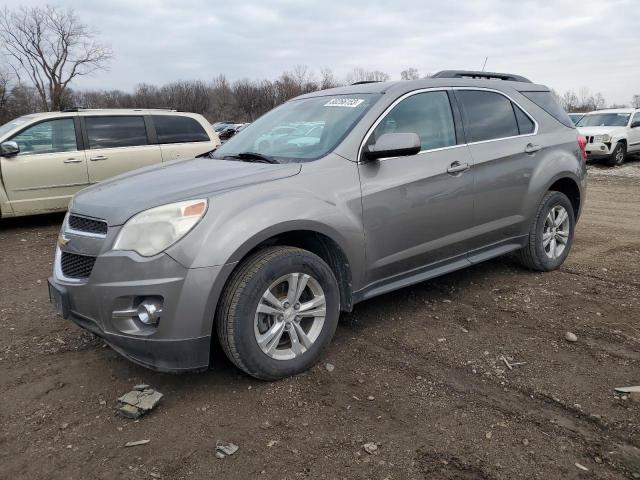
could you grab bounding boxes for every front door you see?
[83,115,162,183]
[1,117,89,215]
[358,90,475,286]
[628,111,640,153]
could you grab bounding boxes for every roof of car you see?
[294,76,549,101]
[584,108,637,114]
[23,109,203,119]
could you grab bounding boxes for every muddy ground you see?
[1,159,639,480]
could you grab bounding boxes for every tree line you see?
[0,5,638,126]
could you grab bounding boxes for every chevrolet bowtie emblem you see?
[57,235,70,247]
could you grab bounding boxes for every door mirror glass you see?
[364,132,421,161]
[0,141,20,157]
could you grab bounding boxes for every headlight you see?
[594,134,611,143]
[113,199,208,257]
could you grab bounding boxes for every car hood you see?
[577,126,627,136]
[71,157,301,225]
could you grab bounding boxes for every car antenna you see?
[481,56,488,72]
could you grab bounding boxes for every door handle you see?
[90,155,108,161]
[63,158,82,164]
[447,161,470,174]
[524,143,542,154]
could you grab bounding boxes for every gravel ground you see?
[1,162,639,480]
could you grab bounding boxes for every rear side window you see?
[85,116,148,149]
[520,91,574,128]
[513,104,535,135]
[457,90,519,142]
[152,115,210,143]
[371,90,456,151]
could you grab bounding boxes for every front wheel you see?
[216,246,340,380]
[607,142,626,166]
[516,191,575,271]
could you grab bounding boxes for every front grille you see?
[61,252,96,279]
[68,215,108,235]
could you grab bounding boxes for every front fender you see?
[166,158,366,287]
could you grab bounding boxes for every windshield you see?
[213,94,381,163]
[577,113,630,127]
[0,115,35,138]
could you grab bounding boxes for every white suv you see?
[0,109,220,217]
[576,108,640,166]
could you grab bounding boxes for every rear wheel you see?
[216,246,340,380]
[516,191,575,271]
[607,142,626,166]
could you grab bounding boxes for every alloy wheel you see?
[542,205,570,259]
[254,273,326,360]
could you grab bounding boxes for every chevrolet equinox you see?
[48,70,587,380]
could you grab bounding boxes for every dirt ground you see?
[1,159,639,480]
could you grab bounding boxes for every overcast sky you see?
[6,0,640,105]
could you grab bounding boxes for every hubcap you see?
[543,205,570,259]
[254,273,326,360]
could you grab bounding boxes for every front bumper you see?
[585,141,613,158]
[49,246,230,373]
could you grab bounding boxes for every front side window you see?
[576,113,631,128]
[85,116,148,149]
[631,112,640,125]
[457,90,520,142]
[152,115,209,143]
[10,118,77,155]
[370,91,456,151]
[213,93,381,163]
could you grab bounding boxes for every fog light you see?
[137,299,163,325]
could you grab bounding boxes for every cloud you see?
[4,0,640,104]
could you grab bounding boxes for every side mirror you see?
[0,141,19,157]
[363,132,421,161]
[631,121,640,128]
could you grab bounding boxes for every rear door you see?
[358,89,475,285]
[454,88,538,260]
[152,115,216,160]
[1,116,89,215]
[83,115,162,183]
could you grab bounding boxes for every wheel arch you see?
[224,224,356,312]
[547,176,581,220]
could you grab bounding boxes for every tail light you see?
[577,135,587,162]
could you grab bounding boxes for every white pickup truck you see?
[576,108,640,166]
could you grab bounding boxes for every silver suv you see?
[48,71,587,380]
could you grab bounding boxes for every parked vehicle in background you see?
[212,121,239,132]
[576,108,640,166]
[568,113,584,125]
[0,109,219,217]
[218,123,251,143]
[48,70,586,380]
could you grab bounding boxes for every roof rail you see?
[431,70,532,83]
[60,107,177,112]
[351,80,382,85]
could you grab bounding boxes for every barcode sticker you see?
[324,98,365,108]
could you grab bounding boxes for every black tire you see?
[216,246,340,380]
[516,191,575,272]
[607,142,626,167]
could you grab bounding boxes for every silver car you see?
[48,70,587,380]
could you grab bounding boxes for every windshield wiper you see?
[225,152,279,164]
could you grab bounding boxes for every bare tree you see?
[345,67,390,84]
[318,68,340,90]
[0,5,112,111]
[631,94,640,109]
[400,68,419,80]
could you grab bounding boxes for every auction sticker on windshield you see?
[324,98,365,108]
